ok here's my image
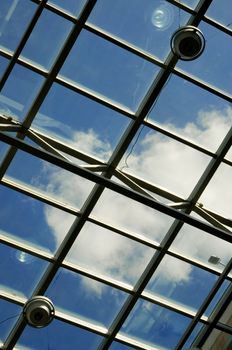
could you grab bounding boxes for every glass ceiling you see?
[0,0,231,349]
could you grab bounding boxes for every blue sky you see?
[0,1,232,349]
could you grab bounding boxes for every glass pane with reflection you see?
[202,329,232,350]
[121,298,191,349]
[46,268,128,328]
[0,243,48,297]
[60,29,159,112]
[88,0,190,61]
[0,184,75,253]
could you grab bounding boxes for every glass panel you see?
[172,223,232,268]
[0,64,44,121]
[92,188,174,243]
[0,243,48,297]
[0,142,10,163]
[199,163,232,219]
[17,319,103,350]
[0,56,10,80]
[60,29,159,112]
[31,83,130,161]
[177,22,232,95]
[118,125,210,198]
[46,268,128,328]
[204,280,230,317]
[182,0,198,7]
[121,298,191,349]
[206,0,232,27]
[0,299,22,343]
[88,0,190,61]
[21,9,73,70]
[48,0,88,17]
[0,0,36,53]
[148,74,232,152]
[220,300,232,327]
[6,149,94,209]
[0,185,75,253]
[202,329,232,350]
[182,323,204,350]
[110,342,135,350]
[66,221,154,286]
[146,255,217,312]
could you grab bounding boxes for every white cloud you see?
[42,109,232,297]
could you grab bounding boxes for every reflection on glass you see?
[202,329,232,350]
[151,1,174,31]
[0,64,44,121]
[46,268,128,328]
[0,184,74,253]
[0,0,36,53]
[0,244,48,297]
[220,300,232,327]
[32,83,130,161]
[122,299,191,349]
[66,221,154,286]
[15,250,35,264]
[204,280,230,317]
[146,255,217,312]
[88,0,190,60]
[17,318,103,350]
[183,323,204,350]
[60,29,159,112]
[92,188,173,243]
[21,9,73,69]
[0,299,22,343]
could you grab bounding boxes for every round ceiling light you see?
[23,296,55,328]
[170,26,205,60]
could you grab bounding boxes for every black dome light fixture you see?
[23,296,55,328]
[171,26,205,61]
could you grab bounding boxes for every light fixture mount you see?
[23,296,55,328]
[171,26,205,61]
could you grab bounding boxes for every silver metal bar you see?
[27,129,71,161]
